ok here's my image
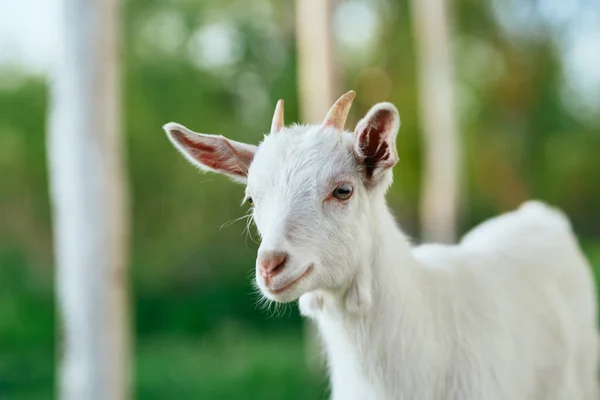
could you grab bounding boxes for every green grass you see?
[136,325,328,400]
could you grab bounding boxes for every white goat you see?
[164,91,599,399]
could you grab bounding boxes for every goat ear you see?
[164,122,257,184]
[353,103,400,180]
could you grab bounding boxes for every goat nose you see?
[258,251,288,278]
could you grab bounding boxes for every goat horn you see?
[270,99,284,134]
[322,90,356,130]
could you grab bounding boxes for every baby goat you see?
[164,91,599,399]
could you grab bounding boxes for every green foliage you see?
[0,250,53,399]
[136,330,327,400]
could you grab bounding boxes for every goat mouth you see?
[269,265,314,295]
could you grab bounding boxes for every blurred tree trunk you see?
[296,0,337,124]
[295,0,337,372]
[47,0,130,399]
[410,0,461,243]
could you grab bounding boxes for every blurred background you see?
[1,0,599,399]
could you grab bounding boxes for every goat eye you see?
[246,197,253,205]
[332,184,353,200]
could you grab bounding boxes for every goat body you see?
[301,200,598,400]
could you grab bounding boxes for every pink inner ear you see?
[174,132,252,178]
[357,109,396,178]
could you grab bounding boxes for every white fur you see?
[164,103,599,400]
